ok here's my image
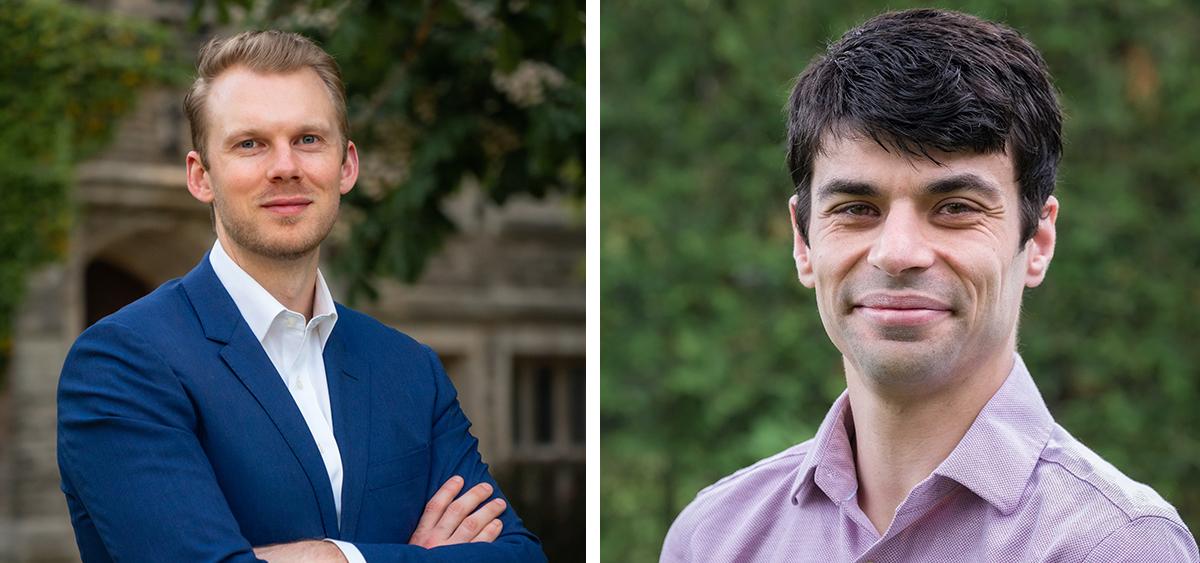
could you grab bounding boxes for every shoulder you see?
[332,304,445,380]
[1031,425,1197,559]
[333,304,428,356]
[661,441,813,561]
[96,278,190,330]
[694,441,813,501]
[1038,425,1184,521]
[58,281,200,425]
[1082,515,1199,562]
[67,278,190,357]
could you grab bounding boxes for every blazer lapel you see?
[182,255,341,538]
[325,316,370,540]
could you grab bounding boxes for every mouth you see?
[852,293,953,327]
[261,197,312,217]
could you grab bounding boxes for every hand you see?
[253,540,348,562]
[409,476,507,548]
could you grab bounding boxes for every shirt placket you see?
[281,315,344,517]
[857,477,960,562]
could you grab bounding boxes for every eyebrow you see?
[814,179,879,203]
[925,173,1004,200]
[814,173,1004,203]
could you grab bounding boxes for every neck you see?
[218,234,320,320]
[845,346,1015,536]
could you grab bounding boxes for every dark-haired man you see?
[661,10,1198,562]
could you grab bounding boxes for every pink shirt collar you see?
[789,354,1055,517]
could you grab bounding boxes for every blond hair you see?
[183,30,348,164]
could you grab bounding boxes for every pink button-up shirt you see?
[661,355,1198,562]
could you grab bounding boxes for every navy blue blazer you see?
[57,256,545,562]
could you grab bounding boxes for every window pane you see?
[535,366,554,444]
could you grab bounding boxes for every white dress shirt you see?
[209,240,366,563]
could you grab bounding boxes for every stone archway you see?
[84,260,153,328]
[80,226,213,328]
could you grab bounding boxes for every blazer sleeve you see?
[349,345,547,563]
[57,320,261,563]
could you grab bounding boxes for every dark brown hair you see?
[786,9,1062,247]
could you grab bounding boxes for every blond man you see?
[58,30,544,562]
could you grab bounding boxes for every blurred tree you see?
[0,0,183,382]
[197,0,585,301]
[602,0,1200,560]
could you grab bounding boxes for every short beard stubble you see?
[213,193,339,262]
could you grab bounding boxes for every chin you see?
[251,220,335,259]
[234,230,323,261]
[846,338,961,391]
[264,240,323,260]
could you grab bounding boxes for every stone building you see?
[0,3,584,561]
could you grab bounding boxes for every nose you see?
[867,205,935,276]
[267,146,301,183]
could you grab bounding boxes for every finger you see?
[471,519,504,543]
[432,482,493,539]
[409,476,465,544]
[448,497,507,544]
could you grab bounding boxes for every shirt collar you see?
[208,239,338,346]
[932,354,1054,514]
[310,266,338,345]
[790,354,1055,515]
[790,389,857,507]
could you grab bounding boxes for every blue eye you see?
[300,135,318,144]
[238,140,257,149]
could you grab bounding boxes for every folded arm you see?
[344,345,547,563]
[255,477,509,563]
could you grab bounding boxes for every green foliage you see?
[0,0,182,379]
[201,0,585,301]
[601,0,1200,560]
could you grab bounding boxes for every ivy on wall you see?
[0,0,182,380]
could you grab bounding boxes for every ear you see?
[338,140,359,195]
[1024,195,1058,288]
[790,194,816,288]
[186,151,214,204]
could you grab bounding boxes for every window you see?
[510,357,585,461]
[502,356,584,561]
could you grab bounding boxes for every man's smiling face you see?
[187,65,357,262]
[791,134,1057,393]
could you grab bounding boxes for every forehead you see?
[811,133,1018,199]
[204,66,337,140]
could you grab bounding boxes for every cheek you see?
[211,162,261,196]
[1001,253,1029,306]
[300,153,344,182]
[811,237,867,283]
[810,242,867,316]
[948,246,1019,324]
